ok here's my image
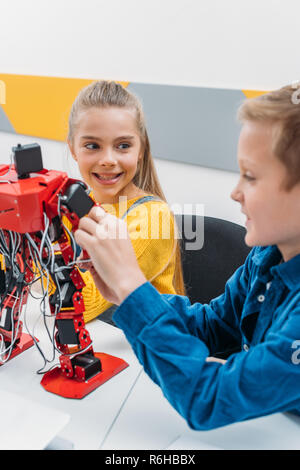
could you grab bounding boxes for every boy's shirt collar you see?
[252,245,300,290]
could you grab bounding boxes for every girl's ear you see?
[67,139,77,161]
[138,146,144,162]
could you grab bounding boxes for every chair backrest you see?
[175,214,251,304]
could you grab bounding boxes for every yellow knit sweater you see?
[80,196,177,322]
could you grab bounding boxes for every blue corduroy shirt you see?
[113,245,300,430]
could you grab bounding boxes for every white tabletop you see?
[164,413,300,450]
[1,295,300,450]
[0,295,142,450]
[0,389,70,450]
[100,364,300,450]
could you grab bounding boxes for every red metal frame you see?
[0,164,128,398]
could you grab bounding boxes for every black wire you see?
[0,211,89,374]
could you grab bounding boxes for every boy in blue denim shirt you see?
[75,84,300,430]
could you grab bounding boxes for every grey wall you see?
[128,83,244,173]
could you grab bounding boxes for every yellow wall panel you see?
[0,74,129,141]
[242,89,268,99]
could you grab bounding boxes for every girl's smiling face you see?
[231,121,300,261]
[69,106,142,204]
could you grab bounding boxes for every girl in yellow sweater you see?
[65,80,184,323]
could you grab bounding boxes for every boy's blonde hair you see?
[237,84,300,190]
[68,80,185,295]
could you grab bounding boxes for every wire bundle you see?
[0,196,92,374]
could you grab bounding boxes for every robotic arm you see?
[0,143,128,398]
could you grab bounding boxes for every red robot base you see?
[0,333,35,364]
[8,333,35,359]
[41,352,128,399]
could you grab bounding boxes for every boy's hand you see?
[76,250,120,304]
[74,206,146,305]
[206,357,227,365]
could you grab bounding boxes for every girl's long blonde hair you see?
[68,80,185,295]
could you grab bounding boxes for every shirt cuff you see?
[113,282,169,339]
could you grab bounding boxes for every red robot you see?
[0,143,128,398]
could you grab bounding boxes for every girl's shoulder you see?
[125,196,176,241]
[125,195,173,221]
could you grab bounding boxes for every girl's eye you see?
[117,142,130,150]
[84,143,99,150]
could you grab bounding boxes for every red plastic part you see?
[0,166,83,234]
[0,332,35,364]
[0,167,69,233]
[40,352,129,399]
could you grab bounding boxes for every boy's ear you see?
[67,139,77,161]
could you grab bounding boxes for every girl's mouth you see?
[92,172,123,185]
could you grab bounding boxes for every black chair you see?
[175,215,251,305]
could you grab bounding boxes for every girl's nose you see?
[99,149,116,166]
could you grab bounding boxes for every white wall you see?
[0,0,299,224]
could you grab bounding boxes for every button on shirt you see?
[114,245,300,430]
